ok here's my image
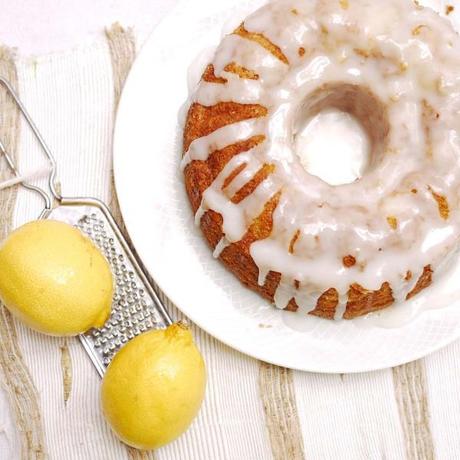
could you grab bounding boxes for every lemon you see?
[0,220,113,335]
[101,322,206,450]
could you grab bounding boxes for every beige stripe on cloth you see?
[392,360,434,460]
[259,363,305,460]
[60,339,72,405]
[105,23,156,460]
[0,47,46,460]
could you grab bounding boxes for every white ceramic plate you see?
[114,0,460,372]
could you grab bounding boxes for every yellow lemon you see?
[101,322,206,450]
[0,220,113,335]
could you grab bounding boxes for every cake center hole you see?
[294,83,389,186]
[295,109,370,186]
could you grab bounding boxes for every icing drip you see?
[273,276,293,310]
[257,266,270,286]
[334,293,348,321]
[196,147,280,242]
[181,118,265,170]
[195,77,265,105]
[213,237,230,258]
[194,204,206,226]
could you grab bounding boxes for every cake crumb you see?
[224,62,259,80]
[291,8,298,15]
[354,48,370,58]
[423,99,440,120]
[429,188,449,220]
[343,255,356,268]
[289,229,301,254]
[339,0,349,9]
[298,47,306,57]
[411,188,418,194]
[446,5,455,15]
[412,24,428,36]
[386,216,398,230]
[405,271,413,281]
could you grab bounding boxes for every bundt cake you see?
[181,0,460,319]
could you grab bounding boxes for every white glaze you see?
[184,0,460,317]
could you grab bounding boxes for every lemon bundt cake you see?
[182,0,460,319]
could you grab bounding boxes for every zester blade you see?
[48,202,172,376]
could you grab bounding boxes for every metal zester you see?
[0,77,173,377]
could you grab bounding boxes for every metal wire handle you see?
[0,77,61,218]
[0,77,174,374]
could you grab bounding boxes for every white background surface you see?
[0,0,179,56]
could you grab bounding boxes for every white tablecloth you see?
[1,1,460,459]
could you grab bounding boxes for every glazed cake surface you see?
[182,0,460,319]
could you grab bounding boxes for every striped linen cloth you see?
[1,2,460,459]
